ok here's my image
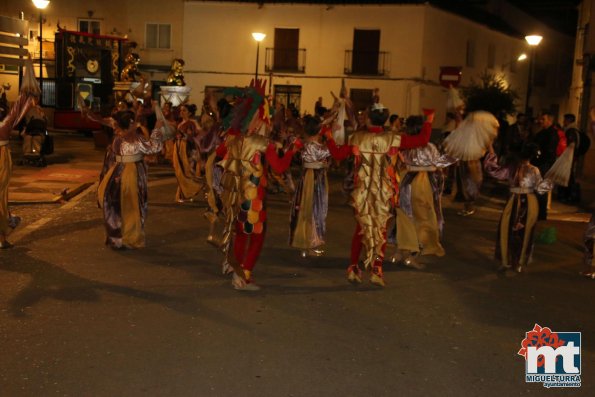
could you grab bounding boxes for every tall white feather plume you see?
[443,111,499,160]
[20,56,41,97]
[446,86,464,111]
[545,143,575,187]
[154,103,174,140]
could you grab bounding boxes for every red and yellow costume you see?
[207,80,297,289]
[327,120,433,285]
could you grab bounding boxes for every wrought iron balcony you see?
[265,48,306,73]
[344,50,389,76]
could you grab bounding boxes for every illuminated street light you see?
[252,32,266,81]
[517,53,527,61]
[32,0,50,105]
[524,35,543,114]
[525,35,543,46]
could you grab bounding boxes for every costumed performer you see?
[173,103,203,202]
[483,142,573,273]
[0,57,36,248]
[329,79,355,145]
[207,79,301,291]
[96,110,164,249]
[289,115,331,257]
[394,115,456,267]
[325,104,435,287]
[443,110,499,216]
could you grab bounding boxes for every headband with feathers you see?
[223,79,270,134]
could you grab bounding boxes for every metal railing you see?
[344,50,389,76]
[265,48,306,73]
[38,78,56,107]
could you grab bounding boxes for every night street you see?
[0,133,593,396]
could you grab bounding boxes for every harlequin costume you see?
[326,107,434,286]
[207,80,298,290]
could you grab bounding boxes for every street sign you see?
[439,66,462,88]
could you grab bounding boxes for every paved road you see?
[0,133,594,396]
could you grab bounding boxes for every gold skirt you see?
[397,172,445,256]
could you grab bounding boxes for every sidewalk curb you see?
[10,181,98,243]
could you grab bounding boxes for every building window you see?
[352,29,380,75]
[78,19,101,35]
[274,85,301,113]
[487,43,495,69]
[273,28,299,71]
[146,23,171,49]
[466,40,475,68]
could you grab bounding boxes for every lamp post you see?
[524,34,543,115]
[32,0,50,106]
[252,32,266,81]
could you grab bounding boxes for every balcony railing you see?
[265,48,306,73]
[344,50,389,76]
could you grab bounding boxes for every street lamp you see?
[32,0,50,106]
[252,32,266,81]
[524,34,543,115]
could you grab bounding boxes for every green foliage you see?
[462,71,519,116]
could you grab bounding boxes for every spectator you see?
[558,113,581,203]
[507,113,528,161]
[532,111,559,219]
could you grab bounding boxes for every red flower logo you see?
[518,324,566,368]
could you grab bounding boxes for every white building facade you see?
[0,1,576,122]
[183,1,530,121]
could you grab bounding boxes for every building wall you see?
[485,0,575,120]
[183,2,530,122]
[421,6,527,122]
[183,2,429,117]
[0,0,184,101]
[570,0,590,128]
[1,0,567,123]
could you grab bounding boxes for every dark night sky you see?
[225,1,581,36]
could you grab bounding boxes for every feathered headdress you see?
[223,79,270,135]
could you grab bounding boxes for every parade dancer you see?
[289,115,331,257]
[325,105,435,286]
[329,79,355,145]
[0,90,33,248]
[395,116,456,266]
[0,57,36,249]
[443,111,499,216]
[484,143,555,272]
[97,111,163,249]
[207,80,300,291]
[173,104,203,202]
